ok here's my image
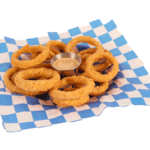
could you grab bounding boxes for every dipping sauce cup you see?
[51,52,82,77]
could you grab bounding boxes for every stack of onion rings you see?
[5,44,62,96]
[50,76,95,99]
[50,76,95,107]
[4,35,119,108]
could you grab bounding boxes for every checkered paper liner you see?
[0,19,150,132]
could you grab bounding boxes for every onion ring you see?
[78,48,111,59]
[50,76,95,100]
[14,68,60,92]
[11,70,48,83]
[65,36,104,53]
[78,49,112,71]
[10,71,20,84]
[85,52,119,82]
[11,44,50,69]
[53,95,89,108]
[31,41,66,60]
[3,68,46,96]
[78,82,109,96]
[30,50,55,61]
[78,48,97,60]
[64,81,109,96]
[33,63,61,74]
[45,40,66,54]
[79,59,111,72]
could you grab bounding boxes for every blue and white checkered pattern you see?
[0,19,150,132]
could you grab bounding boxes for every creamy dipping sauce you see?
[52,58,79,70]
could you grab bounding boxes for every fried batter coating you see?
[4,68,46,96]
[50,76,95,100]
[11,44,50,69]
[14,68,60,92]
[85,52,119,82]
[53,95,89,108]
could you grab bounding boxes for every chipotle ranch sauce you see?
[53,58,79,70]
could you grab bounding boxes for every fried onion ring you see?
[50,76,95,100]
[45,40,66,54]
[11,44,50,69]
[78,48,97,60]
[31,41,66,60]
[31,52,55,61]
[53,95,89,108]
[3,68,46,96]
[85,52,119,82]
[79,59,111,72]
[64,81,109,96]
[32,63,61,74]
[78,49,111,59]
[10,70,48,83]
[14,68,60,92]
[65,36,104,53]
[30,50,55,61]
[78,82,109,96]
[78,49,112,71]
